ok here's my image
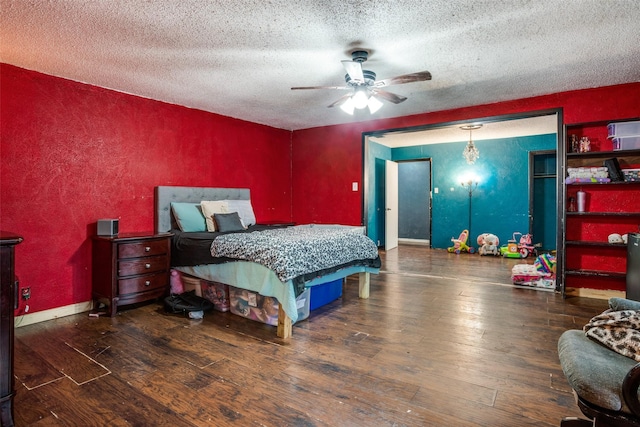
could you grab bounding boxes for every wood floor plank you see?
[12,379,57,426]
[14,331,110,386]
[213,356,478,427]
[411,385,562,427]
[13,337,65,389]
[124,359,248,426]
[493,387,580,425]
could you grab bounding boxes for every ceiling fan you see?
[291,50,432,115]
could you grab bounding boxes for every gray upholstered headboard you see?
[155,186,250,233]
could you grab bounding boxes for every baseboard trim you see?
[14,301,92,328]
[565,287,625,300]
[398,238,430,246]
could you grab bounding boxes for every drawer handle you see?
[145,280,151,286]
[145,246,151,252]
[145,263,151,269]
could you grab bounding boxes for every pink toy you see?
[514,232,537,258]
[170,269,184,294]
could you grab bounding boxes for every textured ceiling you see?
[1,1,639,131]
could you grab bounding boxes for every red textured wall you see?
[1,64,292,315]
[291,83,640,225]
[3,61,639,315]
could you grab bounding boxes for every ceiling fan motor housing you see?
[351,50,369,63]
[345,70,376,86]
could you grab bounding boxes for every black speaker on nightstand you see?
[97,219,119,236]
[627,233,640,301]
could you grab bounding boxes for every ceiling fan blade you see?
[373,89,407,104]
[327,94,353,108]
[341,60,364,83]
[374,71,432,87]
[291,85,351,90]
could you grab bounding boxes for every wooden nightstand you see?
[92,232,172,316]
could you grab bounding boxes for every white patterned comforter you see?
[210,225,379,284]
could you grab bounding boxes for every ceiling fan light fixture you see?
[291,51,432,116]
[367,95,383,114]
[352,89,369,109]
[340,97,355,115]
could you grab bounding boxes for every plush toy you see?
[477,233,500,256]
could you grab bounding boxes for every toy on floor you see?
[500,238,521,258]
[477,233,500,256]
[500,232,539,258]
[534,253,556,275]
[448,229,475,254]
[515,232,538,258]
[170,269,185,294]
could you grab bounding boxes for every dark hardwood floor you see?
[12,246,609,426]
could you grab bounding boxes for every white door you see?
[385,160,399,250]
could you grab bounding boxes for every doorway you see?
[362,110,563,251]
[385,159,432,251]
[397,159,431,245]
[530,150,557,251]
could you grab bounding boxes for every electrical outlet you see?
[21,287,31,300]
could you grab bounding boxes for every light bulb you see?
[367,96,383,114]
[340,97,355,115]
[352,90,369,109]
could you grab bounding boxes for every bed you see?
[154,186,380,338]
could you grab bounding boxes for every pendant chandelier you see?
[460,124,482,164]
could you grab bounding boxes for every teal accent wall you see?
[367,134,557,249]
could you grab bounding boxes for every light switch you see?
[352,182,358,191]
[434,187,439,194]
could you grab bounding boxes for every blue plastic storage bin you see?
[309,278,343,310]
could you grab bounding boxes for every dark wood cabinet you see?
[1,232,22,427]
[92,232,172,316]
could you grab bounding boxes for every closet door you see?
[385,160,398,251]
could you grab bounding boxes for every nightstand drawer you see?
[118,273,167,295]
[118,256,167,276]
[118,239,168,259]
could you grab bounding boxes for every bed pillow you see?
[200,200,229,231]
[213,212,246,232]
[225,199,257,227]
[170,202,206,232]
